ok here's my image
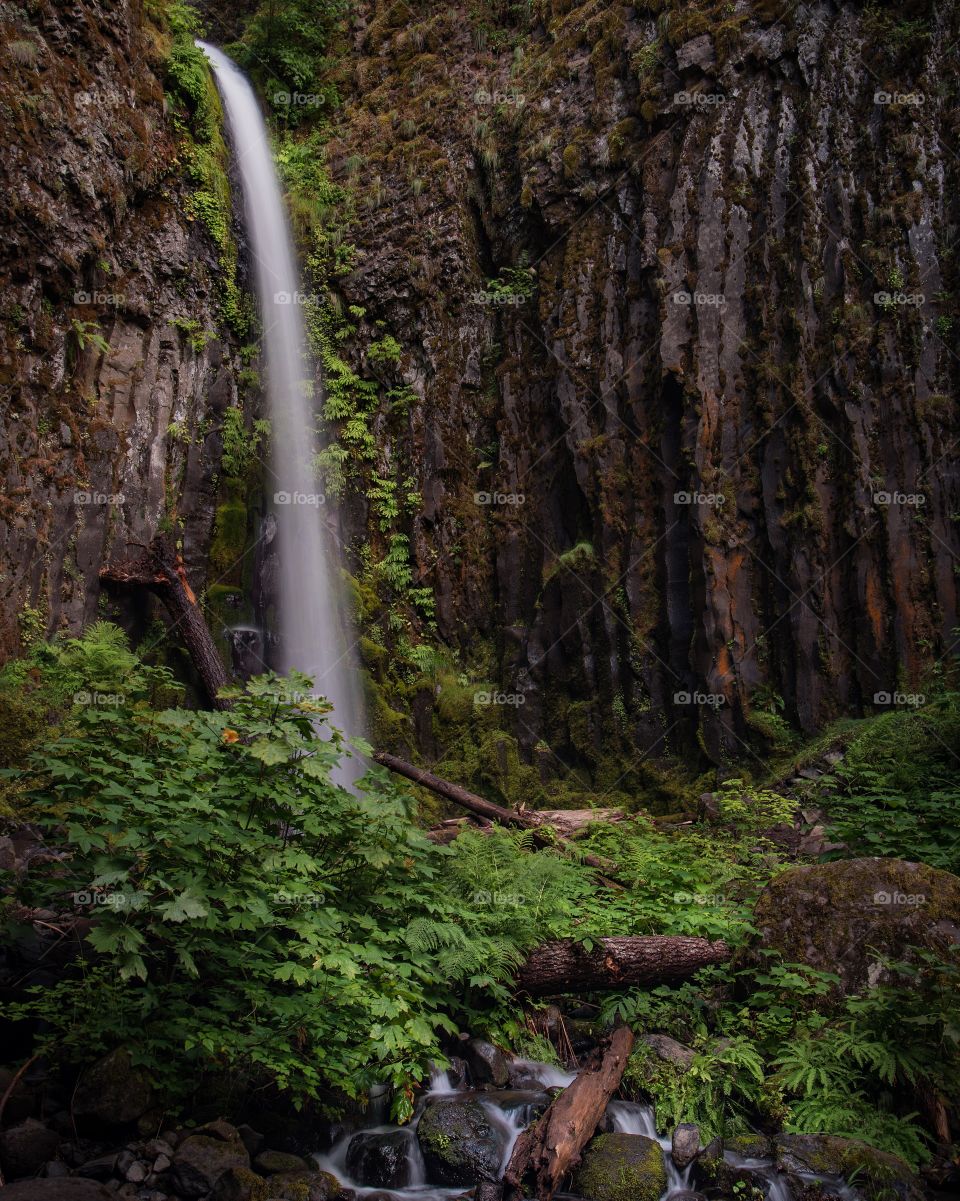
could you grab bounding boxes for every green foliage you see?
[821,694,960,873]
[367,334,403,366]
[228,0,347,124]
[220,408,270,483]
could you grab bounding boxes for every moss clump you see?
[572,1133,667,1201]
[210,500,248,577]
[561,143,582,179]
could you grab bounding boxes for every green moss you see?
[573,1133,667,1201]
[210,500,248,577]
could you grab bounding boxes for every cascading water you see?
[198,44,365,780]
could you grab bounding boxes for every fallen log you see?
[517,935,730,995]
[503,1025,635,1201]
[100,534,231,710]
[374,752,618,875]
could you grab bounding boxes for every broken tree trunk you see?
[99,534,231,710]
[517,935,730,994]
[503,1025,635,1201]
[373,752,618,875]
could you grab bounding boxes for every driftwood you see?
[99,534,231,710]
[517,935,730,994]
[374,752,619,875]
[503,1025,635,1201]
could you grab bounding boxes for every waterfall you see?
[198,43,365,781]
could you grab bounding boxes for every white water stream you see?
[198,43,365,781]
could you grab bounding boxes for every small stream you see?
[308,1061,859,1201]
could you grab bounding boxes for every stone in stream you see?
[345,1129,418,1189]
[464,1038,511,1086]
[417,1098,506,1185]
[212,1167,341,1201]
[774,1134,925,1201]
[671,1122,700,1169]
[572,1132,668,1201]
[254,1148,311,1174]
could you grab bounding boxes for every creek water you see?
[198,43,366,782]
[307,1060,858,1201]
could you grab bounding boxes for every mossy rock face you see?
[723,1134,773,1160]
[572,1133,667,1201]
[416,1098,504,1185]
[750,858,960,995]
[774,1134,924,1201]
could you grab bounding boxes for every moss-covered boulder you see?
[417,1098,504,1185]
[572,1133,667,1201]
[72,1048,154,1128]
[774,1134,924,1201]
[751,858,960,994]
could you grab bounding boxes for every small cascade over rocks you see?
[309,1059,870,1201]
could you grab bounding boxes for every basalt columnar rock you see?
[0,0,248,663]
[290,0,959,779]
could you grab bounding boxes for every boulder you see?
[172,1129,251,1198]
[642,1034,695,1069]
[417,1098,505,1185]
[723,1134,773,1160]
[463,1038,510,1086]
[774,1134,924,1201]
[572,1133,667,1201]
[72,1049,153,1128]
[345,1129,417,1188]
[269,1170,343,1200]
[0,1182,113,1201]
[254,1148,311,1175]
[752,858,960,995]
[0,1119,60,1179]
[671,1123,699,1169]
[211,1167,272,1201]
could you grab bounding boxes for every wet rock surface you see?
[573,1132,668,1201]
[416,1097,505,1185]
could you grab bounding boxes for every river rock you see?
[572,1133,667,1201]
[774,1134,924,1201]
[346,1129,417,1189]
[0,1119,60,1180]
[463,1038,510,1086]
[72,1049,154,1128]
[211,1167,271,1201]
[671,1123,699,1169]
[254,1148,310,1174]
[752,859,960,995]
[269,1170,343,1200]
[417,1098,505,1185]
[172,1128,251,1197]
[0,1183,113,1201]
